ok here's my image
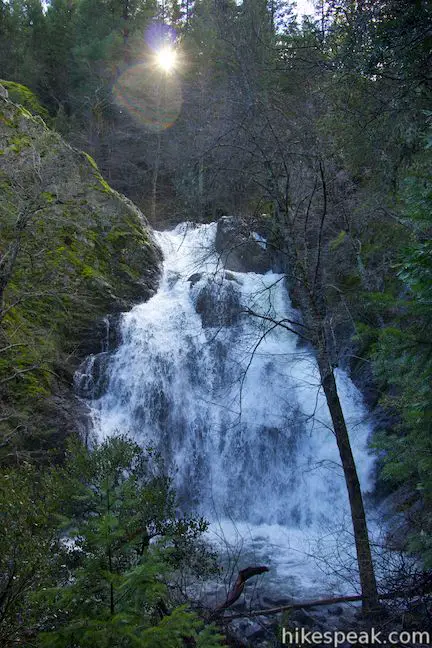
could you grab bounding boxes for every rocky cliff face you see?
[0,86,162,459]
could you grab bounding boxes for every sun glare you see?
[155,46,177,72]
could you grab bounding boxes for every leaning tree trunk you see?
[317,347,379,615]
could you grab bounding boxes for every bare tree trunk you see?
[286,189,380,615]
[198,155,204,207]
[151,131,161,223]
[122,0,130,64]
[317,345,379,615]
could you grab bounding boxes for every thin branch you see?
[242,307,312,341]
[0,366,39,386]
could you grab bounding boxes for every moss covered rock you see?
[0,86,162,461]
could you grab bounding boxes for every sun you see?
[155,46,177,73]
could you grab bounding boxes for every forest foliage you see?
[0,435,223,646]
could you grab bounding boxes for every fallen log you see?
[223,593,364,619]
[221,589,432,620]
[207,566,431,624]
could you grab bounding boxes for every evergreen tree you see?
[38,436,222,647]
[0,464,64,644]
[372,140,432,567]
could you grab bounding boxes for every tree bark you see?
[122,0,130,64]
[317,347,379,615]
[151,131,161,223]
[212,566,269,618]
[222,583,432,620]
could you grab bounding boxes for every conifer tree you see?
[38,435,223,647]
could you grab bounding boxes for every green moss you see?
[339,273,362,290]
[86,229,98,241]
[92,180,112,194]
[8,134,32,153]
[117,263,141,281]
[0,80,49,119]
[98,177,112,192]
[41,191,56,203]
[0,95,161,459]
[82,151,99,170]
[82,152,113,194]
[329,230,347,251]
[80,265,102,279]
[0,112,17,128]
[0,176,12,193]
[18,106,34,120]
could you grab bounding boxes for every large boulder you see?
[189,273,241,328]
[215,216,272,273]
[0,86,162,457]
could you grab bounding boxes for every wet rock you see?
[191,275,241,328]
[215,216,272,273]
[75,352,111,400]
[78,314,123,358]
[228,618,271,647]
[329,606,344,617]
[224,270,242,284]
[188,272,203,287]
[167,270,181,288]
[293,608,326,630]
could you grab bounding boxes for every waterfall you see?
[76,222,376,599]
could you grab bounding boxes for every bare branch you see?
[242,307,312,341]
[211,566,269,617]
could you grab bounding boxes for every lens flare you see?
[155,46,177,72]
[113,63,182,132]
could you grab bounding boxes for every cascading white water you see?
[76,222,376,599]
